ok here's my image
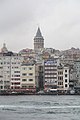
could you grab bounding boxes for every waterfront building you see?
[35,63,44,91]
[73,60,80,86]
[0,44,10,90]
[44,58,60,92]
[0,52,11,90]
[44,58,69,92]
[57,65,69,91]
[10,53,23,91]
[20,62,36,92]
[0,44,24,91]
[34,27,44,53]
[69,64,77,89]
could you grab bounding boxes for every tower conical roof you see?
[35,27,43,38]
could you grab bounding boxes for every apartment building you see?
[20,62,36,92]
[10,53,23,91]
[0,52,11,90]
[0,50,23,91]
[44,58,69,92]
[44,58,60,92]
[73,60,80,86]
[57,66,69,91]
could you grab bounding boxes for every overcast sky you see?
[0,0,80,52]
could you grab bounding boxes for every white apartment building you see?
[57,66,69,91]
[0,53,11,90]
[63,67,69,90]
[0,51,23,91]
[10,54,23,91]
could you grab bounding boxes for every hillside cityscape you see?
[0,27,80,95]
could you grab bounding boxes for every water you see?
[0,95,80,120]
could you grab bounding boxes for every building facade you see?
[44,59,69,92]
[73,60,80,86]
[10,53,23,91]
[21,62,36,92]
[0,51,23,91]
[0,53,11,90]
[44,58,60,92]
[57,66,69,91]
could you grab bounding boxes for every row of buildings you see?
[0,27,80,94]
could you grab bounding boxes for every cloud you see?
[0,0,80,51]
[0,0,36,33]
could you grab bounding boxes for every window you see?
[13,82,20,85]
[29,73,33,76]
[1,86,3,89]
[23,67,26,70]
[29,79,33,81]
[7,71,9,73]
[65,74,67,77]
[29,86,33,88]
[11,78,20,81]
[58,71,63,75]
[65,79,67,82]
[65,84,67,87]
[14,75,20,77]
[29,67,32,70]
[22,79,27,81]
[58,82,63,85]
[22,73,26,76]
[58,76,63,80]
[15,67,18,68]
[22,86,27,88]
[65,70,67,72]
[14,71,20,73]
[12,62,16,64]
[0,76,3,78]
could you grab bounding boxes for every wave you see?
[0,105,80,109]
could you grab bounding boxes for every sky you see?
[0,0,80,52]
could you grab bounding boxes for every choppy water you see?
[0,95,80,120]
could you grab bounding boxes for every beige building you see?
[20,62,37,92]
